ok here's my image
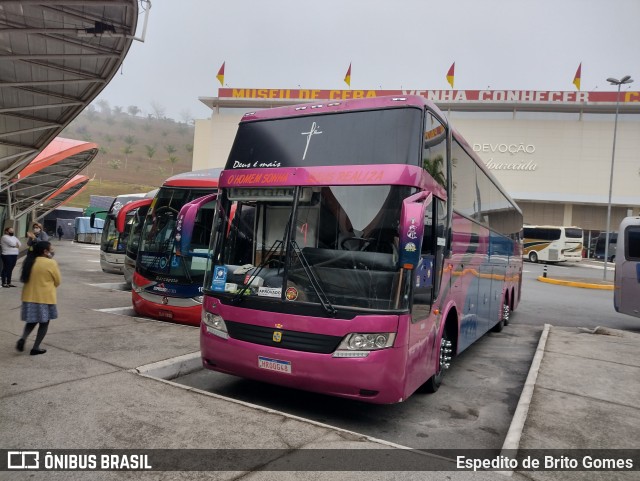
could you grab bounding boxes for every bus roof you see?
[162,168,223,188]
[239,95,443,123]
[109,193,147,213]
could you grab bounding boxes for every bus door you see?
[403,193,447,391]
[615,220,640,318]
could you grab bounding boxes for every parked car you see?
[594,232,617,261]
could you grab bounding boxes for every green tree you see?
[127,105,141,117]
[167,155,179,175]
[145,145,156,161]
[150,100,165,119]
[108,159,121,170]
[85,105,98,121]
[423,154,446,188]
[164,144,176,155]
[124,134,137,147]
[96,99,111,116]
[185,144,193,154]
[122,145,133,169]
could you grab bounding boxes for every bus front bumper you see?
[132,290,201,326]
[200,323,407,404]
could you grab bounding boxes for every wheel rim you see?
[503,302,510,324]
[438,335,453,374]
[530,252,538,262]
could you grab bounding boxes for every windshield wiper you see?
[290,240,337,316]
[231,239,285,304]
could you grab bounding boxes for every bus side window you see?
[423,112,447,188]
[432,198,447,297]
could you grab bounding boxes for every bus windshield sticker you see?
[285,287,298,301]
[211,266,228,291]
[258,287,282,298]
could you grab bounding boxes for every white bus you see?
[523,225,583,263]
[614,217,640,319]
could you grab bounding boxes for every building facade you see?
[193,89,640,237]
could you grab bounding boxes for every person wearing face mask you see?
[27,222,49,249]
[1,226,22,287]
[16,241,61,355]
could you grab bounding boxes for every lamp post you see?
[603,75,633,280]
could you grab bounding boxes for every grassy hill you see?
[60,107,196,208]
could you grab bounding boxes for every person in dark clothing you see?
[1,226,21,287]
[57,225,64,241]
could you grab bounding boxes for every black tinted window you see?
[227,108,423,169]
[626,227,640,260]
[565,228,583,239]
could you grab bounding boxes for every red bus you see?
[199,96,523,403]
[131,169,220,325]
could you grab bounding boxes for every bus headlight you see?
[202,311,228,339]
[333,333,396,357]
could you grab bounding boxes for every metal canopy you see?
[9,137,97,219]
[0,0,138,198]
[35,173,90,220]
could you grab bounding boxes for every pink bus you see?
[199,96,523,403]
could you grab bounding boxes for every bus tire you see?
[491,318,504,333]
[529,251,538,263]
[420,328,453,394]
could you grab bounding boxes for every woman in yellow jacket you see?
[16,241,61,355]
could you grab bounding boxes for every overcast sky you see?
[95,0,640,121]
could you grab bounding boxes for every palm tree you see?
[423,154,446,187]
[167,155,179,175]
[145,145,156,161]
[122,145,133,169]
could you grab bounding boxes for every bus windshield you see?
[125,206,149,262]
[138,187,216,283]
[207,184,413,312]
[100,217,126,254]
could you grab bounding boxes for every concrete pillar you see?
[563,204,573,226]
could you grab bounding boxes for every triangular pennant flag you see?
[344,63,351,87]
[446,62,455,88]
[216,61,225,86]
[573,63,581,91]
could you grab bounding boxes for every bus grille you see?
[225,320,343,354]
[549,249,559,261]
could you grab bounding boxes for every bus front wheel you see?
[529,251,539,263]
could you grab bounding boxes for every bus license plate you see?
[258,356,292,374]
[158,309,173,319]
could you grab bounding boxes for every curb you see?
[537,276,614,290]
[131,351,202,380]
[499,323,551,475]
